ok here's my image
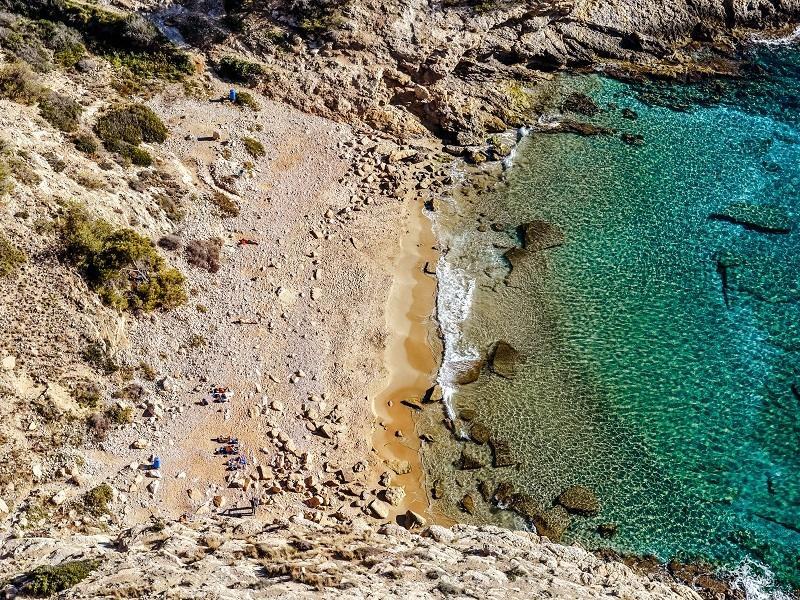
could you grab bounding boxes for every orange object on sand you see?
[238,238,259,246]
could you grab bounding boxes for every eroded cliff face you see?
[151,0,800,143]
[1,517,705,599]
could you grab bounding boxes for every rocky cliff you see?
[148,0,800,143]
[1,518,705,599]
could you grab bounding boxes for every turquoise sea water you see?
[427,43,800,593]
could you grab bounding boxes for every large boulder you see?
[489,341,520,378]
[489,438,516,468]
[557,485,601,516]
[451,359,483,385]
[518,221,565,252]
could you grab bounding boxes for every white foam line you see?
[750,25,800,46]
[727,558,793,600]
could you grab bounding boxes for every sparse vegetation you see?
[82,341,118,374]
[83,484,113,516]
[73,382,101,409]
[57,204,186,311]
[0,234,26,277]
[242,136,265,158]
[185,238,222,273]
[0,62,41,104]
[217,55,264,83]
[235,90,260,111]
[187,333,206,348]
[209,191,240,217]
[7,154,42,186]
[38,90,83,132]
[158,234,181,251]
[106,403,133,424]
[87,411,111,439]
[24,559,100,597]
[72,131,99,154]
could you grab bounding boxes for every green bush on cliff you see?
[82,483,113,515]
[0,62,41,104]
[38,89,83,132]
[217,55,264,83]
[57,204,186,311]
[94,104,168,147]
[24,559,101,597]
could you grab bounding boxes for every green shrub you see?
[72,131,99,154]
[217,55,263,83]
[95,104,168,148]
[105,50,194,82]
[118,143,152,166]
[0,234,26,277]
[0,62,41,104]
[24,559,100,597]
[242,136,265,158]
[35,20,86,67]
[82,341,118,374]
[234,90,260,111]
[6,155,41,186]
[82,483,113,515]
[209,191,239,217]
[57,204,187,312]
[38,90,83,132]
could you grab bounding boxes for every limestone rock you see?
[382,486,406,507]
[369,499,390,519]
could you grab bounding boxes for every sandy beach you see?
[55,77,451,526]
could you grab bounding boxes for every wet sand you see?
[371,201,441,521]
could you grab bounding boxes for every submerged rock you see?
[557,485,601,516]
[470,423,491,445]
[561,92,602,116]
[518,221,565,253]
[709,203,792,234]
[514,496,571,541]
[451,360,483,385]
[597,522,618,538]
[459,447,484,470]
[489,438,516,468]
[489,341,520,378]
[461,493,476,515]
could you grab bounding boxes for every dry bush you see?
[185,238,222,273]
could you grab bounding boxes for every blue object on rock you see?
[229,89,237,103]
[152,457,161,469]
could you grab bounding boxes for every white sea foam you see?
[727,559,792,600]
[750,25,800,46]
[434,254,478,423]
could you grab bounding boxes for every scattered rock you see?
[369,499,390,519]
[131,439,148,450]
[488,341,520,379]
[459,447,484,470]
[557,485,600,516]
[518,221,565,252]
[385,459,411,475]
[432,479,444,499]
[451,360,483,385]
[460,494,476,515]
[2,355,16,371]
[470,423,491,445]
[489,438,516,468]
[382,486,406,507]
[403,509,426,529]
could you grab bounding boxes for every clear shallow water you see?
[425,45,800,593]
